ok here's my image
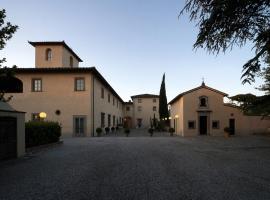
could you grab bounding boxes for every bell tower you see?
[28,41,83,68]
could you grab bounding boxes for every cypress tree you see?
[159,74,169,121]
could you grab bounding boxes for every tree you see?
[180,0,270,84]
[0,9,19,102]
[159,73,169,122]
[230,67,270,117]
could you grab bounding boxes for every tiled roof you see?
[169,83,228,105]
[28,41,83,62]
[14,67,124,103]
[131,94,159,99]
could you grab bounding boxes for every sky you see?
[1,0,265,101]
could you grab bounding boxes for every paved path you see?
[1,134,270,200]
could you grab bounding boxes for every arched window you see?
[199,96,208,107]
[45,48,52,61]
[69,56,73,67]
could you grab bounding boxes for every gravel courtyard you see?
[1,131,270,200]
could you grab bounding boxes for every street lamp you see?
[39,112,47,121]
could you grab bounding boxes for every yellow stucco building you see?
[8,41,270,137]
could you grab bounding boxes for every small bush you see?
[105,127,110,134]
[224,127,231,133]
[169,128,175,136]
[124,129,130,137]
[25,121,61,148]
[96,127,102,137]
[148,128,154,137]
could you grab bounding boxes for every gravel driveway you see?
[0,133,270,200]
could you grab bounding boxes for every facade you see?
[9,42,124,137]
[169,82,270,136]
[7,41,269,137]
[123,94,159,128]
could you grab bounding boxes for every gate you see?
[0,117,17,160]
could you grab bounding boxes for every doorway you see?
[0,117,17,160]
[229,119,235,135]
[199,116,207,135]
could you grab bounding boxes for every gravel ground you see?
[0,132,270,200]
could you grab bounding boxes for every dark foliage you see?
[96,127,102,137]
[230,94,270,117]
[25,121,61,148]
[159,74,169,120]
[0,9,19,102]
[180,0,270,84]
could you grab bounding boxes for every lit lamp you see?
[169,117,172,120]
[165,118,167,120]
[175,115,179,119]
[39,112,47,121]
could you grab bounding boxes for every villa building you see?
[7,41,269,137]
[9,41,124,137]
[123,94,159,128]
[169,82,269,136]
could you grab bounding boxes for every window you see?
[101,88,104,98]
[32,113,40,121]
[32,78,42,92]
[199,96,208,107]
[108,94,111,103]
[45,48,52,61]
[153,98,156,103]
[126,106,130,111]
[138,98,142,103]
[113,115,115,126]
[69,56,73,67]
[101,112,105,127]
[188,121,196,129]
[137,106,142,112]
[117,100,118,108]
[212,120,220,129]
[75,78,85,91]
[113,98,115,106]
[108,114,111,127]
[73,116,86,136]
[153,106,157,111]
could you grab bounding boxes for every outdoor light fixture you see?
[175,115,179,119]
[169,117,172,120]
[165,118,167,120]
[39,112,47,119]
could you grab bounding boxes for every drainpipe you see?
[92,75,95,137]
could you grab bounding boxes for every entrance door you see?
[137,118,142,128]
[74,116,86,136]
[229,119,235,135]
[199,116,207,135]
[0,117,17,160]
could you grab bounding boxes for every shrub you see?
[124,129,130,137]
[25,121,61,148]
[148,128,154,137]
[96,127,102,137]
[224,127,231,133]
[169,128,175,136]
[105,127,110,134]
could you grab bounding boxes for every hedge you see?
[25,121,61,148]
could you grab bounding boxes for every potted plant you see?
[148,128,154,137]
[124,128,130,137]
[111,127,115,132]
[224,127,231,138]
[105,127,110,134]
[96,127,102,137]
[169,128,175,136]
